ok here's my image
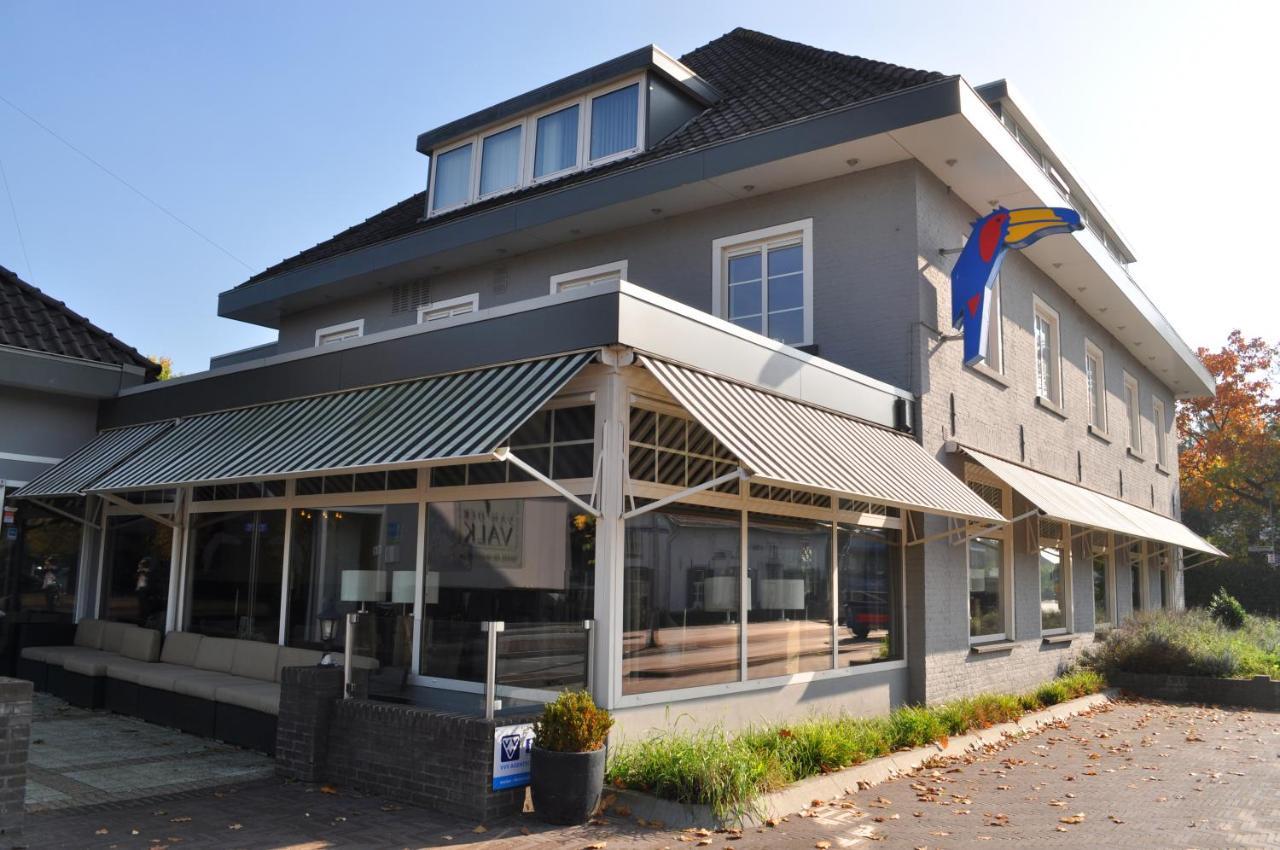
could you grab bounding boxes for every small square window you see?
[713,220,813,347]
[418,294,478,323]
[551,260,627,294]
[315,320,363,347]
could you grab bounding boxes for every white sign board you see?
[492,723,535,790]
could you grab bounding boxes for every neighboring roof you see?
[0,264,158,376]
[235,28,943,290]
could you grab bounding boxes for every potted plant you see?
[529,689,614,825]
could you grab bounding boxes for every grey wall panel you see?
[0,386,97,457]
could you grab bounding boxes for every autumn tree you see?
[1178,331,1280,561]
[148,355,176,381]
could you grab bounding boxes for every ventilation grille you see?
[391,281,431,314]
[1039,518,1064,543]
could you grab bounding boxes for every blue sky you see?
[1,1,1275,374]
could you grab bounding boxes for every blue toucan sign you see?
[951,207,1084,366]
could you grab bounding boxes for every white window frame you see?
[314,319,364,347]
[426,74,647,217]
[550,260,628,294]
[710,219,814,347]
[1085,339,1107,432]
[964,470,1015,645]
[1123,371,1142,454]
[1037,521,1072,636]
[1090,533,1114,629]
[1032,295,1063,409]
[985,274,1004,374]
[1152,396,1168,468]
[417,293,479,324]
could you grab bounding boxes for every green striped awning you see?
[12,420,174,499]
[89,351,595,491]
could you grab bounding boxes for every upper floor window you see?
[1085,340,1106,431]
[315,319,363,347]
[1123,372,1141,452]
[1152,397,1168,467]
[985,275,1004,374]
[418,293,478,323]
[428,76,646,216]
[711,220,813,347]
[550,261,627,294]
[1032,296,1062,407]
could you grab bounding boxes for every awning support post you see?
[620,468,749,521]
[27,498,101,531]
[493,448,601,517]
[97,493,178,530]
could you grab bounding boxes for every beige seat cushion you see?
[275,646,323,681]
[74,618,106,649]
[131,663,223,692]
[351,653,379,671]
[172,672,250,701]
[22,646,112,666]
[63,655,114,677]
[230,641,280,683]
[100,622,131,654]
[120,628,162,663]
[104,658,163,684]
[214,682,280,716]
[193,637,237,674]
[161,632,203,667]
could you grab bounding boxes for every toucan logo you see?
[950,207,1083,366]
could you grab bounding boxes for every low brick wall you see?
[276,667,537,822]
[0,678,32,849]
[1111,670,1280,710]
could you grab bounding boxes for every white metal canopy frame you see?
[950,443,1224,559]
[637,354,1004,524]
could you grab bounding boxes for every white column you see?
[593,347,632,709]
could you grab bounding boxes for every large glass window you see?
[534,104,579,178]
[479,125,522,196]
[0,498,84,620]
[101,515,172,629]
[746,513,832,679]
[589,83,639,161]
[287,503,420,673]
[1039,546,1067,632]
[837,525,902,666]
[431,143,473,211]
[622,505,740,695]
[1092,551,1110,627]
[725,240,806,345]
[968,537,1004,639]
[1129,540,1143,613]
[419,498,594,690]
[186,510,285,642]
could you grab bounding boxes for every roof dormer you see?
[418,45,717,217]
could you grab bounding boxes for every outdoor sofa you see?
[17,618,376,755]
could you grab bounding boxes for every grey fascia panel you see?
[415,46,718,154]
[220,76,963,325]
[0,345,148,399]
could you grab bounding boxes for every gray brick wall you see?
[275,665,345,783]
[0,678,32,849]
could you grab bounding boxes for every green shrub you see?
[1209,587,1247,629]
[534,690,614,752]
[1083,608,1280,679]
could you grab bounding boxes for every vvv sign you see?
[950,206,1083,366]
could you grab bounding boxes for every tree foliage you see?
[148,355,176,381]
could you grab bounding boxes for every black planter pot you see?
[529,745,607,825]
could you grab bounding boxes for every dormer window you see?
[427,75,647,216]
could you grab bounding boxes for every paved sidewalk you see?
[21,699,1280,849]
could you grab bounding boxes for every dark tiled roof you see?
[238,28,944,289]
[0,264,159,376]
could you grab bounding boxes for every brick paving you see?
[20,699,1280,849]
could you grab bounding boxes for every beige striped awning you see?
[639,355,1002,523]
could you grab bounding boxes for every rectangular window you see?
[315,320,363,347]
[1033,297,1062,405]
[421,498,594,690]
[479,124,522,197]
[101,514,172,629]
[589,82,640,162]
[1129,539,1144,613]
[1124,372,1141,452]
[3,498,83,619]
[746,512,833,679]
[1039,545,1068,632]
[533,103,580,179]
[550,260,627,294]
[186,510,285,642]
[838,525,902,667]
[418,293,478,323]
[1152,397,1168,467]
[968,536,1005,638]
[713,220,813,347]
[431,142,473,212]
[1092,537,1111,627]
[1085,340,1106,430]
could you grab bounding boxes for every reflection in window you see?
[420,498,594,691]
[0,497,83,619]
[838,525,902,666]
[1092,552,1110,626]
[622,505,740,695]
[747,513,832,678]
[1039,546,1067,631]
[1129,540,1143,614]
[186,510,285,642]
[968,537,1004,638]
[287,504,420,675]
[101,514,172,629]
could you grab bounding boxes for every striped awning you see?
[639,355,1003,523]
[958,446,1223,557]
[12,421,174,499]
[89,351,595,491]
